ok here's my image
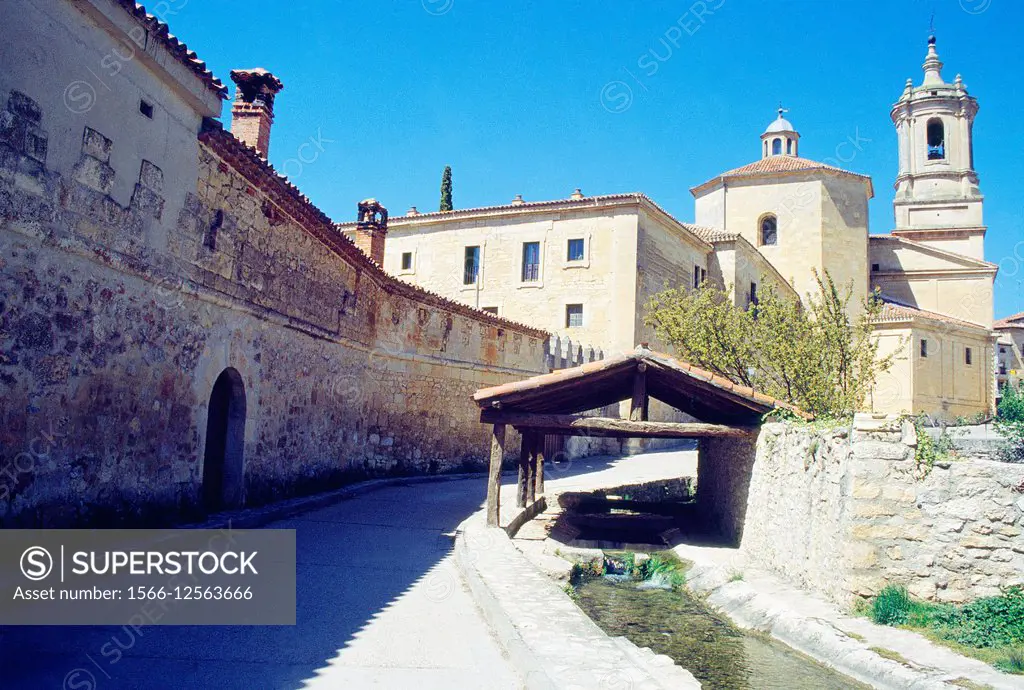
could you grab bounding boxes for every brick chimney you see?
[354,199,388,264]
[229,68,284,158]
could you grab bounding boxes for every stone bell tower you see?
[890,36,984,260]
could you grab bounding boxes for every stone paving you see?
[0,479,521,689]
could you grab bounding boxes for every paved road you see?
[0,479,522,689]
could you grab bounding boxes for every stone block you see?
[73,156,115,194]
[908,580,936,600]
[82,127,112,162]
[852,524,900,540]
[139,160,163,192]
[130,184,164,219]
[852,440,911,461]
[7,90,42,122]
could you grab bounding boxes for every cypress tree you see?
[440,166,453,211]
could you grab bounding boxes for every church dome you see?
[760,107,800,158]
[764,116,795,134]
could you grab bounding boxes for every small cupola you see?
[760,107,800,159]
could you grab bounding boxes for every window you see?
[927,118,945,160]
[786,139,793,155]
[771,138,782,155]
[567,238,585,262]
[401,252,413,271]
[749,282,758,308]
[463,246,480,285]
[693,265,706,289]
[482,307,498,315]
[871,263,880,272]
[139,100,153,119]
[760,215,778,246]
[965,347,973,366]
[522,242,540,282]
[566,304,583,328]
[920,339,928,358]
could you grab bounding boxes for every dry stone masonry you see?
[741,414,1024,606]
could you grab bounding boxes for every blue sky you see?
[166,0,1022,319]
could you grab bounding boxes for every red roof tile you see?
[995,311,1024,329]
[691,156,873,196]
[116,1,227,98]
[874,298,991,332]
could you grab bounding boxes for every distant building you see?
[996,313,1024,397]
[363,36,999,421]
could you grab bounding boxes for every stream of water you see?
[577,576,868,689]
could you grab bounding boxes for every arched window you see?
[927,118,945,160]
[763,140,768,157]
[786,139,793,154]
[771,138,782,155]
[760,214,778,246]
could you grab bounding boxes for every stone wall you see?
[740,414,1024,606]
[0,80,547,527]
[696,434,758,546]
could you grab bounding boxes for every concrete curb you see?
[684,561,981,690]
[184,470,507,530]
[454,509,701,690]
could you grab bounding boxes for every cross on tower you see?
[777,103,789,119]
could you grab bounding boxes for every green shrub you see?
[996,385,1024,462]
[940,587,1024,648]
[871,585,912,625]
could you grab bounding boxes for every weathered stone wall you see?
[740,415,1024,606]
[0,78,546,526]
[845,417,1024,604]
[696,434,758,546]
[741,422,855,603]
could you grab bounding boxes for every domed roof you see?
[764,108,796,134]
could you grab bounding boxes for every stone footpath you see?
[677,544,1024,690]
[455,510,700,689]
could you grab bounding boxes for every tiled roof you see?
[116,2,227,99]
[874,298,990,332]
[197,120,547,339]
[995,311,1024,329]
[473,347,812,422]
[687,226,742,243]
[692,155,873,196]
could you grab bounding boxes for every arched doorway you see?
[203,368,246,510]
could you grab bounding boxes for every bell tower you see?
[760,107,800,159]
[890,36,984,259]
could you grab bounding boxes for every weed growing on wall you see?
[911,417,959,477]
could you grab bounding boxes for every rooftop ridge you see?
[197,120,547,339]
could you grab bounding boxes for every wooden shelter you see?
[472,346,807,527]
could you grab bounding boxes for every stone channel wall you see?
[741,415,1024,606]
[0,74,546,526]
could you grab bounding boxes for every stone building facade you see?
[371,38,1000,422]
[0,0,547,527]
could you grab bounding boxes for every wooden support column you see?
[525,434,537,505]
[534,433,545,497]
[486,423,506,527]
[630,362,648,422]
[517,431,532,508]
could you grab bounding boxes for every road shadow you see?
[0,478,490,689]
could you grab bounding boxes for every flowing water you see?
[577,576,868,689]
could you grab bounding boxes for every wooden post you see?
[534,433,545,497]
[526,434,537,505]
[630,362,648,421]
[517,431,532,508]
[486,423,506,527]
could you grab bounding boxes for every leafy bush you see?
[997,385,1024,462]
[938,587,1024,648]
